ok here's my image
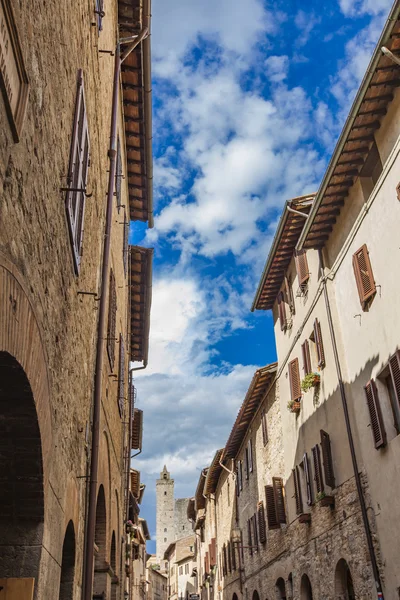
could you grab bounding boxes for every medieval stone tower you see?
[156,466,192,567]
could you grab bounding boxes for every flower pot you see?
[312,374,320,386]
[290,401,301,413]
[320,495,335,508]
[299,513,311,523]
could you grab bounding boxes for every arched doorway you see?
[287,573,293,600]
[94,485,108,596]
[59,520,76,600]
[0,352,44,583]
[335,559,355,600]
[253,591,260,600]
[276,577,287,599]
[300,574,313,600]
[111,530,118,600]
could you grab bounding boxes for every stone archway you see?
[94,485,109,597]
[58,520,76,600]
[300,574,313,600]
[276,577,287,599]
[335,559,355,600]
[252,590,260,600]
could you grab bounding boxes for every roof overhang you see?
[194,468,208,511]
[131,468,141,498]
[298,1,400,250]
[252,195,314,311]
[194,513,205,531]
[118,0,153,227]
[204,449,224,496]
[129,245,153,365]
[164,542,176,560]
[222,363,277,462]
[132,408,143,451]
[187,497,196,522]
[139,518,151,540]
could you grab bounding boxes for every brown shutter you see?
[231,538,237,570]
[123,210,129,276]
[295,249,309,285]
[284,275,295,314]
[210,538,216,566]
[265,485,279,529]
[301,340,312,374]
[116,135,122,210]
[261,408,268,445]
[312,445,324,494]
[117,333,125,416]
[320,430,336,487]
[278,291,287,331]
[107,269,117,369]
[303,452,313,505]
[364,380,387,449]
[273,477,286,524]
[227,542,232,572]
[131,408,143,450]
[253,514,259,549]
[248,440,253,473]
[314,318,325,368]
[293,467,303,515]
[389,351,400,407]
[289,358,301,401]
[245,447,249,480]
[257,501,267,543]
[239,460,243,490]
[352,244,376,308]
[95,0,104,31]
[247,519,253,555]
[223,544,227,576]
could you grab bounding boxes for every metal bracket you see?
[99,49,114,56]
[60,186,93,198]
[77,291,101,301]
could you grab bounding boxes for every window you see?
[65,70,90,274]
[164,491,167,496]
[248,439,253,473]
[238,460,243,491]
[227,542,232,572]
[209,538,216,566]
[244,447,249,480]
[107,269,117,370]
[247,519,253,556]
[261,408,268,445]
[311,444,324,494]
[252,513,259,551]
[301,339,312,375]
[277,291,287,331]
[359,139,382,200]
[303,452,313,506]
[284,274,295,315]
[164,528,167,532]
[320,430,335,488]
[179,566,183,575]
[117,333,125,416]
[257,501,267,543]
[189,545,193,553]
[292,466,303,515]
[94,0,104,32]
[288,358,301,401]
[265,477,286,529]
[164,538,167,543]
[227,480,230,506]
[375,351,400,439]
[295,249,309,286]
[185,563,189,574]
[352,244,376,310]
[313,318,325,368]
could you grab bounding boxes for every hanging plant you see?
[287,399,301,413]
[301,372,320,392]
[125,520,134,534]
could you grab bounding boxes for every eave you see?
[251,195,314,311]
[194,468,208,512]
[222,363,277,462]
[203,449,224,496]
[129,245,153,365]
[298,1,400,249]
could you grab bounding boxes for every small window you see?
[244,447,249,480]
[261,408,268,445]
[164,491,167,496]
[359,139,383,200]
[164,528,167,532]
[377,352,400,437]
[301,339,312,374]
[179,566,183,575]
[248,439,253,473]
[295,249,309,286]
[313,318,325,368]
[94,0,104,32]
[352,244,376,310]
[288,358,301,401]
[277,291,287,331]
[164,538,167,542]
[106,269,117,370]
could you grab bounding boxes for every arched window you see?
[300,574,313,600]
[94,485,108,596]
[58,521,76,600]
[287,573,293,599]
[335,559,355,600]
[276,577,287,599]
[111,531,118,600]
[252,590,260,600]
[164,528,167,532]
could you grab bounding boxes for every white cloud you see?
[338,0,392,17]
[265,55,290,82]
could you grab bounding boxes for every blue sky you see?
[130,0,393,554]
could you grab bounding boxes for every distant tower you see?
[156,466,175,567]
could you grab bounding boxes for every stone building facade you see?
[147,562,168,600]
[189,2,400,599]
[164,536,196,600]
[0,0,153,598]
[156,467,192,569]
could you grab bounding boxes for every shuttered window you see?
[389,351,400,408]
[364,380,387,449]
[123,211,129,277]
[223,544,227,576]
[284,275,295,315]
[261,408,268,445]
[231,538,237,570]
[293,466,303,515]
[278,291,287,331]
[295,249,309,286]
[95,0,104,31]
[289,358,301,401]
[205,551,210,574]
[265,485,279,530]
[312,445,324,494]
[210,538,216,566]
[273,477,286,524]
[247,519,253,556]
[301,340,312,374]
[116,135,123,210]
[257,501,267,543]
[131,408,143,451]
[117,333,125,417]
[313,319,325,368]
[248,440,253,473]
[227,542,232,572]
[236,466,240,496]
[239,461,243,490]
[107,269,117,370]
[66,70,90,274]
[252,513,259,550]
[303,453,313,505]
[320,430,335,487]
[245,448,249,480]
[352,244,376,309]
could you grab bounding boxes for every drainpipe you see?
[82,25,149,600]
[318,249,383,599]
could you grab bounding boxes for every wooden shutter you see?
[247,519,253,555]
[364,380,387,449]
[257,501,267,543]
[284,275,295,314]
[312,445,324,494]
[389,351,400,408]
[227,542,232,572]
[248,440,253,473]
[301,339,312,374]
[295,249,309,285]
[131,408,143,450]
[210,538,216,566]
[231,538,237,570]
[107,269,117,370]
[352,244,376,308]
[95,0,104,31]
[223,544,227,576]
[66,70,90,273]
[278,291,287,331]
[273,477,286,524]
[303,453,313,505]
[236,466,240,496]
[320,430,336,487]
[123,211,129,276]
[206,551,210,574]
[239,461,243,490]
[293,467,303,515]
[117,333,125,416]
[289,358,301,401]
[244,448,249,480]
[261,408,268,445]
[116,135,122,210]
[265,485,279,530]
[314,319,325,368]
[252,513,259,549]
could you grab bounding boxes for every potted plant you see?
[301,372,320,393]
[316,490,335,507]
[287,399,301,413]
[125,520,134,534]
